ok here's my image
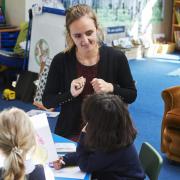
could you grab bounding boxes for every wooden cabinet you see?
[171,0,180,49]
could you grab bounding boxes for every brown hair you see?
[82,93,137,152]
[0,108,36,180]
[64,4,103,52]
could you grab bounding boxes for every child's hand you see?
[53,157,65,170]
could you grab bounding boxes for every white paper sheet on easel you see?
[51,166,86,179]
[30,113,58,163]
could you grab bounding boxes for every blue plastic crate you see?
[1,39,17,47]
[1,31,19,39]
[0,47,14,51]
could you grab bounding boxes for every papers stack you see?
[55,143,76,153]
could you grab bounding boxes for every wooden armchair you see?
[161,86,180,162]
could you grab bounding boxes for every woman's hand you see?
[70,76,86,97]
[91,78,113,93]
[82,123,88,132]
[53,157,65,170]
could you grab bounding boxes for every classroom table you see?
[52,133,91,180]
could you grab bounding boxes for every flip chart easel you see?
[28,7,65,73]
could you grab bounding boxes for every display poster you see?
[42,0,164,35]
[28,10,65,73]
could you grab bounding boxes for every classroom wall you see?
[5,0,42,25]
[6,0,26,25]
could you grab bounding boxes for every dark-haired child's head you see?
[82,93,137,152]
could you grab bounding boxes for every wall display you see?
[41,0,164,42]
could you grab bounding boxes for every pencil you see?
[60,159,66,165]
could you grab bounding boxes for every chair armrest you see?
[161,86,180,152]
[162,86,180,113]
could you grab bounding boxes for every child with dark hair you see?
[53,93,145,180]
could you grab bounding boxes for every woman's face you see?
[69,15,98,53]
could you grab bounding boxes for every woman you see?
[42,4,137,139]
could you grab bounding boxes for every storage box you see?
[114,46,143,59]
[0,30,19,51]
[125,46,143,59]
[144,42,176,56]
[1,32,19,39]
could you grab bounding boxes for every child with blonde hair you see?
[0,108,46,180]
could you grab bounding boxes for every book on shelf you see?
[174,31,180,49]
[175,7,180,24]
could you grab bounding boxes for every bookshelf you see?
[171,0,180,50]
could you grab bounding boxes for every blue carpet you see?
[128,59,180,180]
[0,59,180,179]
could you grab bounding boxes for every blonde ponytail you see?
[0,108,36,180]
[4,148,25,180]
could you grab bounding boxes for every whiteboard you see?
[28,9,65,73]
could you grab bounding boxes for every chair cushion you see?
[163,128,180,156]
[166,108,180,128]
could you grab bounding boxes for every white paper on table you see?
[0,155,5,168]
[27,109,60,117]
[44,164,55,180]
[30,113,58,163]
[51,166,86,179]
[55,143,76,153]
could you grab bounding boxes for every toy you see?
[2,89,16,100]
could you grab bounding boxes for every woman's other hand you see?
[70,76,86,97]
[91,78,113,93]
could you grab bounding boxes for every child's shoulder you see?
[28,164,46,180]
[0,168,4,180]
